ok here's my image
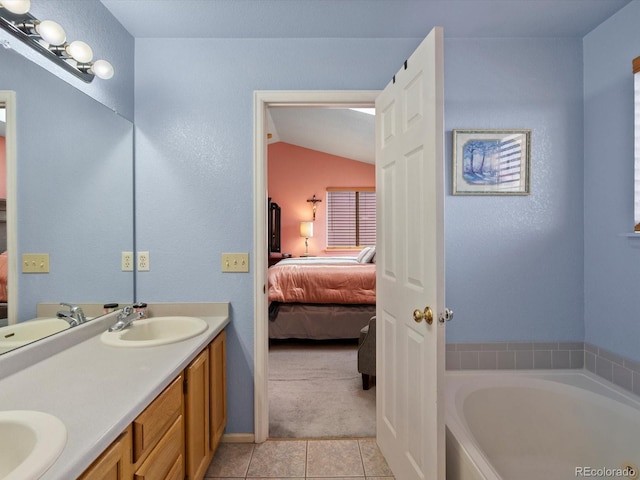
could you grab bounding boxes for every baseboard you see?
[222,433,255,443]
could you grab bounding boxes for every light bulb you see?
[1,0,30,15]
[35,20,66,45]
[66,40,92,63]
[91,59,114,80]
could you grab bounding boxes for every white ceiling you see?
[101,0,631,39]
[100,0,632,164]
[267,107,375,164]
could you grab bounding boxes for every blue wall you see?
[134,36,420,434]
[134,34,586,433]
[584,0,640,362]
[445,38,585,344]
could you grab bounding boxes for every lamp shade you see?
[91,59,114,79]
[1,0,30,15]
[66,40,93,63]
[35,20,66,45]
[299,221,314,238]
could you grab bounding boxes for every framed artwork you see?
[452,129,531,195]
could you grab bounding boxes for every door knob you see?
[439,308,454,324]
[413,306,433,325]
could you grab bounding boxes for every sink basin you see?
[100,316,208,347]
[0,318,71,354]
[0,410,67,480]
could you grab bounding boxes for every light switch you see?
[221,253,249,273]
[22,253,50,273]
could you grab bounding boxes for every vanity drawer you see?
[132,374,183,463]
[134,415,184,480]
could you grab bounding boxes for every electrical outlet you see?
[221,253,249,272]
[121,251,133,271]
[137,251,150,271]
[22,253,50,273]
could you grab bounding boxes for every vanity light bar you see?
[0,3,114,83]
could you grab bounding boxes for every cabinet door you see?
[210,330,227,453]
[185,348,211,480]
[79,426,132,480]
[132,375,183,465]
[133,416,184,480]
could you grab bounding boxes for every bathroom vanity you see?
[0,303,229,480]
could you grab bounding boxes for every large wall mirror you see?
[0,45,134,354]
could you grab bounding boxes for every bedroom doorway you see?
[256,28,446,478]
[254,91,379,443]
[265,105,377,439]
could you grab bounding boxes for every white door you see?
[375,27,446,479]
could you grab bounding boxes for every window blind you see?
[327,189,376,247]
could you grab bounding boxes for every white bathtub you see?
[446,371,640,480]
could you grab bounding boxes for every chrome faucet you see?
[56,303,87,327]
[108,305,143,332]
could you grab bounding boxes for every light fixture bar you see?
[0,7,112,83]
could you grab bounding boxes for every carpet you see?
[268,341,376,438]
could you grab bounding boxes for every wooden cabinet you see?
[184,331,227,480]
[132,375,183,465]
[78,426,133,480]
[133,416,184,480]
[185,348,211,480]
[130,374,184,480]
[80,329,226,480]
[209,330,226,453]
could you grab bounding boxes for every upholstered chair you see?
[357,316,376,390]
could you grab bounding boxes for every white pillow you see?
[356,247,371,263]
[358,246,376,263]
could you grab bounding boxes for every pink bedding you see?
[268,259,376,304]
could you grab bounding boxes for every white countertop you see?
[0,303,229,480]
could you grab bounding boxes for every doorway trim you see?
[253,90,379,442]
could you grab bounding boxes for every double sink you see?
[1,314,208,478]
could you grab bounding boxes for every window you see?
[326,188,376,248]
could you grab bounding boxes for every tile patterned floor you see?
[205,438,395,479]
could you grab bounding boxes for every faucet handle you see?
[60,302,77,312]
[59,303,86,324]
[118,305,134,318]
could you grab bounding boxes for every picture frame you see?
[452,129,531,195]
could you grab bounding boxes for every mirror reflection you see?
[0,44,134,354]
[0,106,6,324]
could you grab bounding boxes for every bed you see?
[268,248,376,340]
[0,251,6,303]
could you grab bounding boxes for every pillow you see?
[356,247,371,263]
[358,246,376,263]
